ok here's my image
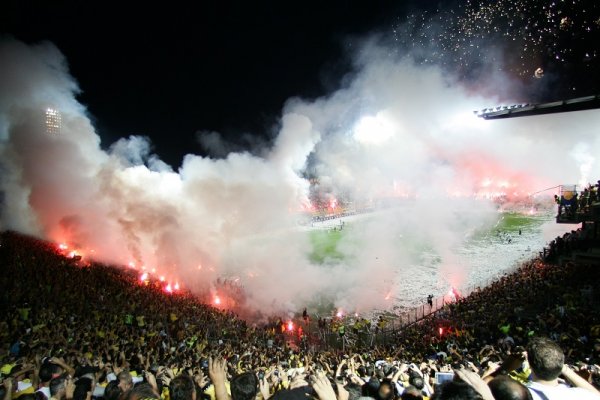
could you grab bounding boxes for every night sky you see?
[3,0,599,168]
[2,1,406,167]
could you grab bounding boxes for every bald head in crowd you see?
[489,376,533,400]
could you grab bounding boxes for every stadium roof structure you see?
[474,94,600,120]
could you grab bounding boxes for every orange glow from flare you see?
[329,197,338,210]
[214,296,221,305]
[448,287,461,300]
[444,152,545,200]
[287,321,294,331]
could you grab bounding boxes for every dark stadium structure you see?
[475,94,600,120]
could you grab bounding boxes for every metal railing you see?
[310,268,524,350]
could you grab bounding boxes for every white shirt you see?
[527,381,600,400]
[36,386,50,399]
[17,381,32,393]
[93,385,106,398]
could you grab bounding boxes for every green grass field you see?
[493,212,545,232]
[308,229,345,263]
[308,211,547,265]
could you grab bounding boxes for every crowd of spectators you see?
[542,224,599,262]
[1,230,600,400]
[555,180,600,220]
[578,182,600,213]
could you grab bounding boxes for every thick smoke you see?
[1,37,599,317]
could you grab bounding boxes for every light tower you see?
[45,107,61,134]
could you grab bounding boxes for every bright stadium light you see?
[353,112,395,145]
[445,111,487,130]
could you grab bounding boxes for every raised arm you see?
[561,365,600,396]
[209,357,231,400]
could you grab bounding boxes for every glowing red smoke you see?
[449,153,545,200]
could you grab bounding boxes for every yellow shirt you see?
[203,382,231,400]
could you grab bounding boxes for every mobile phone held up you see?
[435,372,454,385]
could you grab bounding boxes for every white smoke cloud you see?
[1,37,599,318]
[196,130,231,158]
[570,142,596,188]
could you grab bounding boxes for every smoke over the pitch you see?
[0,37,599,316]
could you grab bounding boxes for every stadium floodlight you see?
[476,95,600,120]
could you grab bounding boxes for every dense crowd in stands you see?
[542,226,598,262]
[578,182,600,212]
[1,230,600,400]
[555,180,600,219]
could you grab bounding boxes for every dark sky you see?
[2,0,408,168]
[3,1,599,168]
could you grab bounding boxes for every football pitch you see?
[308,211,548,265]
